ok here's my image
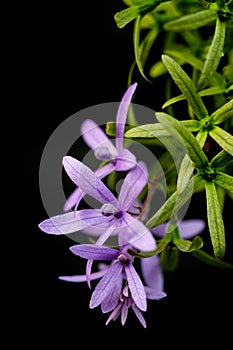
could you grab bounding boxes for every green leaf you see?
[114,6,141,28]
[114,1,159,28]
[162,55,208,119]
[124,123,170,138]
[134,18,158,82]
[133,16,152,82]
[197,18,226,90]
[146,173,204,228]
[149,60,168,78]
[174,235,203,252]
[211,98,233,125]
[196,130,208,148]
[164,9,217,31]
[164,49,204,71]
[214,172,233,194]
[177,154,194,194]
[205,181,225,259]
[209,126,233,156]
[192,249,233,269]
[156,112,209,168]
[210,150,233,169]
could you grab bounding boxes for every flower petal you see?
[63,156,117,205]
[81,119,117,157]
[63,187,84,212]
[144,286,167,300]
[125,264,147,311]
[118,161,148,211]
[59,269,106,282]
[115,149,137,171]
[140,255,164,290]
[90,261,123,309]
[38,209,110,235]
[101,274,123,313]
[132,305,147,328]
[125,214,156,251]
[151,219,206,239]
[115,82,137,151]
[70,244,119,260]
[178,219,206,239]
[38,212,88,235]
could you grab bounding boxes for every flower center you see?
[118,254,128,264]
[101,203,118,217]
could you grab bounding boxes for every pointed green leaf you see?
[164,9,217,31]
[192,249,233,269]
[211,98,233,125]
[146,174,204,228]
[205,181,225,259]
[214,172,233,194]
[156,112,209,168]
[133,16,151,82]
[210,150,233,169]
[177,154,194,194]
[162,55,208,119]
[196,130,208,148]
[114,6,140,28]
[164,49,204,71]
[134,17,158,82]
[114,1,159,28]
[124,123,170,138]
[174,235,203,252]
[209,126,233,156]
[197,18,226,90]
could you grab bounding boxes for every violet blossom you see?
[59,244,166,328]
[64,82,138,212]
[151,219,206,239]
[39,157,156,252]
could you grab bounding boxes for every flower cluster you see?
[39,83,206,327]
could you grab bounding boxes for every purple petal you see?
[125,214,156,251]
[81,119,117,157]
[132,305,147,328]
[90,261,124,309]
[144,286,167,300]
[125,264,147,311]
[59,269,106,282]
[63,163,116,212]
[118,161,148,211]
[178,219,206,239]
[115,83,137,151]
[121,303,129,326]
[115,149,137,171]
[95,162,116,178]
[38,211,96,235]
[101,274,123,313]
[140,255,164,290]
[63,156,117,205]
[70,244,119,260]
[63,187,84,212]
[151,219,206,239]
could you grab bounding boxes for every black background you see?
[10,1,233,347]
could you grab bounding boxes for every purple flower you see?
[60,244,166,328]
[39,157,156,252]
[151,219,205,239]
[64,83,138,212]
